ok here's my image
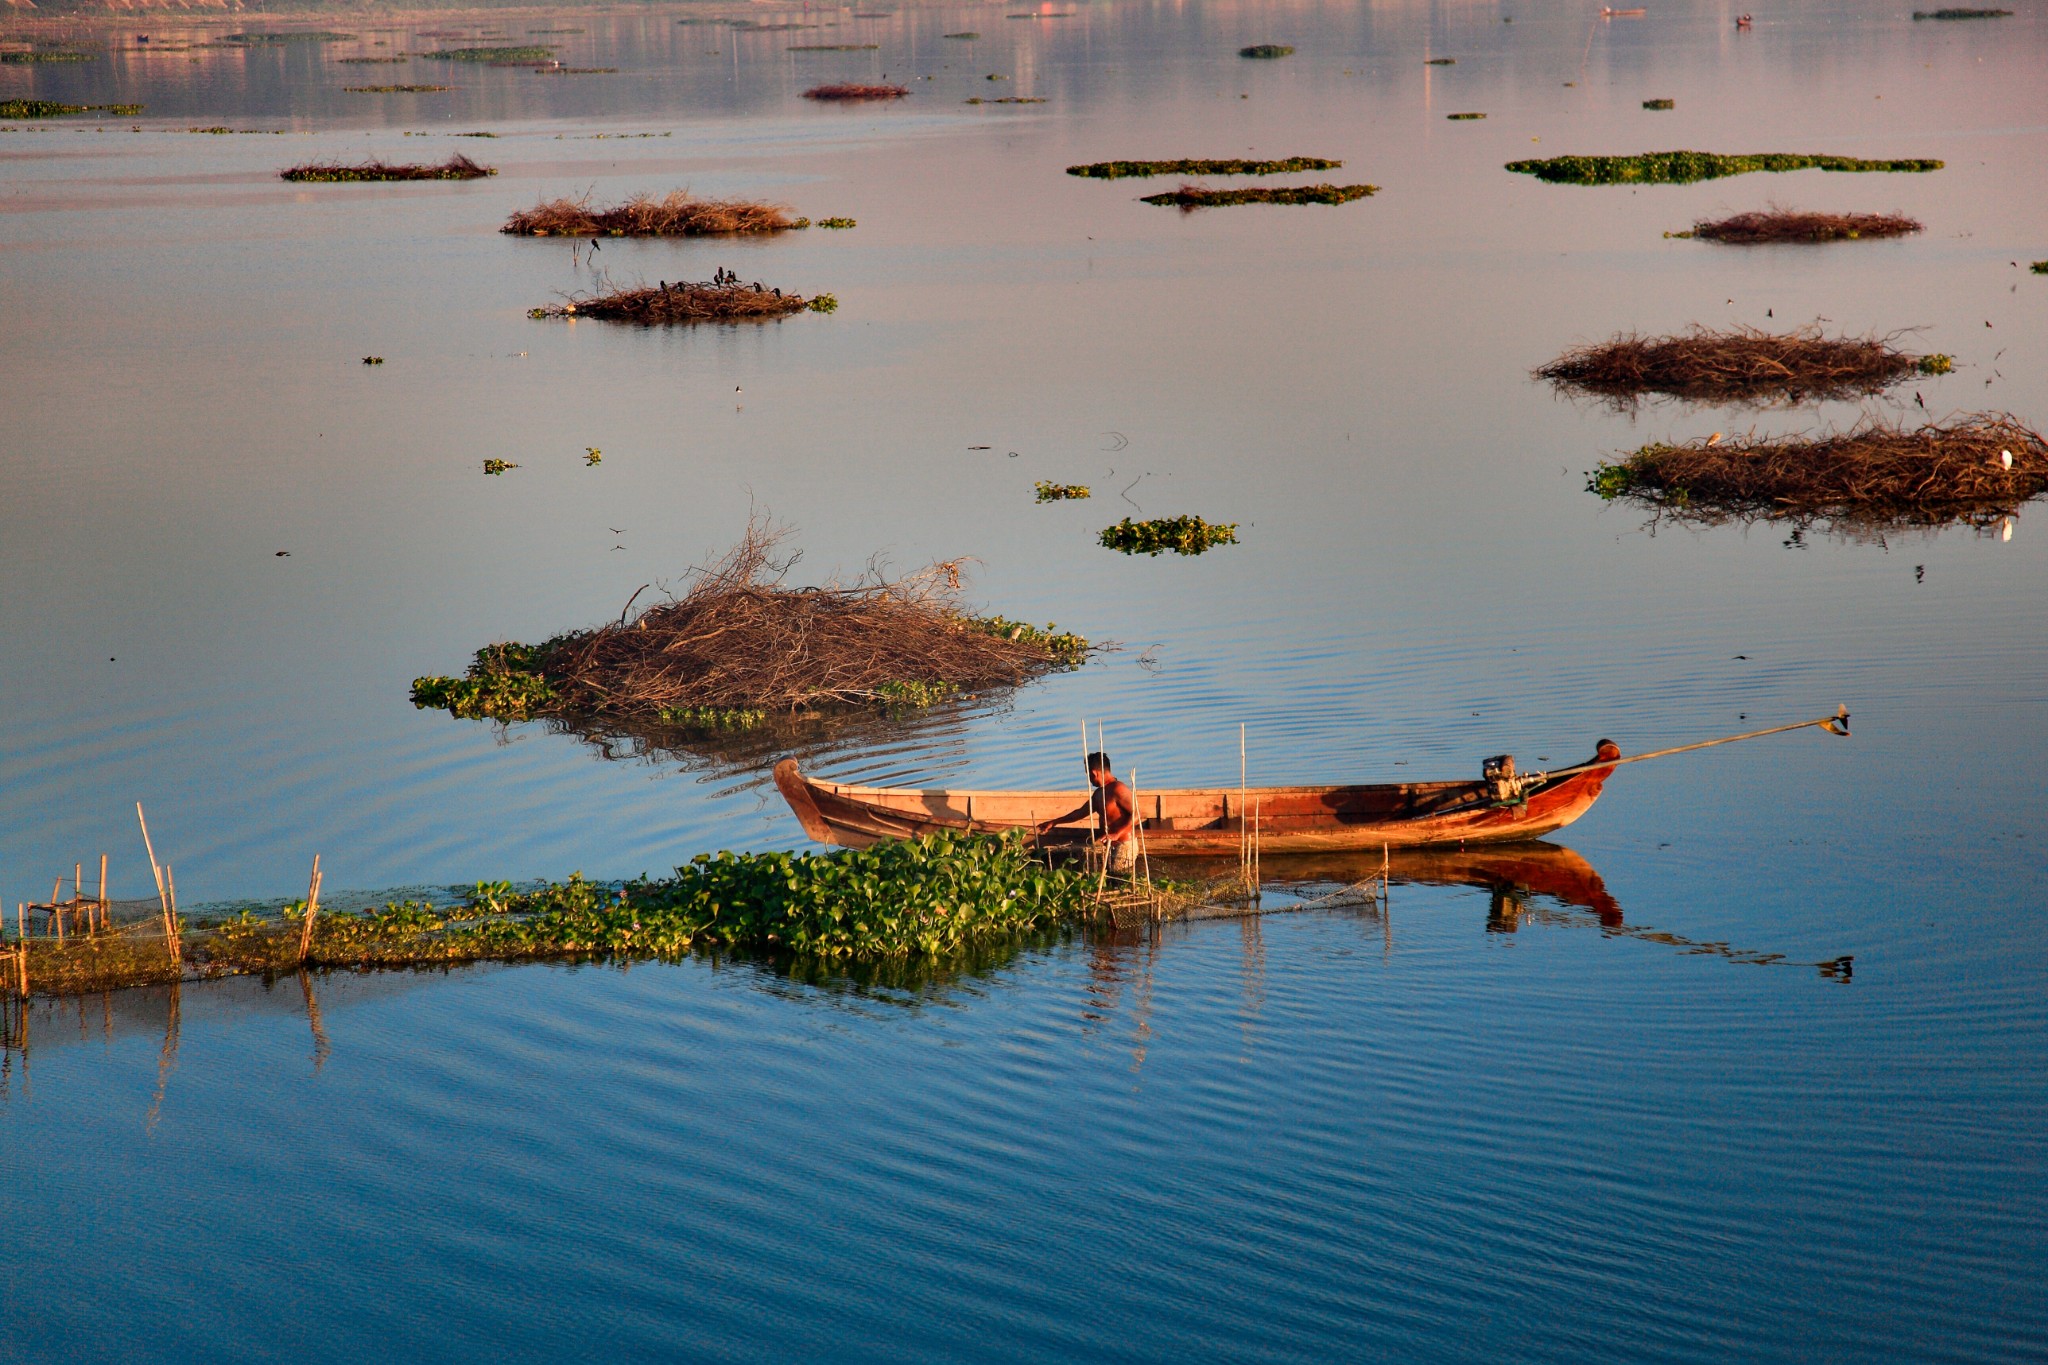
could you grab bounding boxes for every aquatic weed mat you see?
[1586,414,2048,531]
[4,835,1110,995]
[1506,151,1943,185]
[281,153,493,182]
[1537,325,1950,407]
[505,191,802,236]
[410,521,1088,723]
[1140,182,1376,208]
[1067,157,1339,179]
[528,278,831,323]
[1672,209,1923,243]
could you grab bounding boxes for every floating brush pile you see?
[803,82,908,100]
[1141,183,1377,208]
[411,524,1088,724]
[1538,326,1951,406]
[505,191,803,236]
[1507,151,1944,185]
[1587,415,2048,529]
[1672,209,1923,243]
[281,154,494,182]
[528,278,834,323]
[1067,157,1339,179]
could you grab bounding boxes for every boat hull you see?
[773,743,1621,854]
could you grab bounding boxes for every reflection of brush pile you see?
[1538,327,1951,405]
[1140,182,1377,208]
[504,191,802,236]
[411,523,1088,723]
[281,154,494,182]
[1507,151,1944,185]
[527,279,831,323]
[1588,415,2048,529]
[803,82,908,100]
[1068,156,1339,178]
[1676,210,1922,243]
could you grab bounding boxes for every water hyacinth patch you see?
[1099,515,1240,555]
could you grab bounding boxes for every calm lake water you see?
[3,0,2046,1359]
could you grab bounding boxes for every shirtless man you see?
[1035,751,1137,873]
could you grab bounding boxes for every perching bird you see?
[275,550,290,557]
[2002,450,2014,470]
[735,385,742,394]
[1707,432,1723,446]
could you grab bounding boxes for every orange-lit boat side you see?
[773,741,1623,854]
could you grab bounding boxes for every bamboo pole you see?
[163,866,181,965]
[137,802,172,953]
[296,855,323,965]
[98,854,108,931]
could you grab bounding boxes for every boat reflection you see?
[1245,842,1851,979]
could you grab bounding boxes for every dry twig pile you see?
[1678,210,1922,243]
[1538,325,1948,405]
[504,191,802,236]
[1588,414,2048,529]
[412,523,1088,723]
[803,82,908,100]
[280,153,494,182]
[528,279,829,323]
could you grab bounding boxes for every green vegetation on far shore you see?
[1507,150,1944,185]
[1068,156,1339,178]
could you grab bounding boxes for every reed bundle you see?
[1538,326,1948,405]
[803,82,908,100]
[1679,209,1922,243]
[504,191,801,236]
[280,153,493,182]
[1588,414,2048,528]
[527,278,826,323]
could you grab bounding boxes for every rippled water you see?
[3,1,2046,1359]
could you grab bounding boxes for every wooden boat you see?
[773,739,1624,854]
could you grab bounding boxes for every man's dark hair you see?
[1085,751,1111,773]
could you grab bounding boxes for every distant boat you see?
[774,741,1624,854]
